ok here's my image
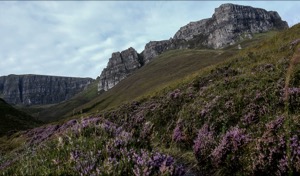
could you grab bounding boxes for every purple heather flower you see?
[172,119,186,143]
[193,124,215,163]
[169,89,181,99]
[266,116,284,131]
[212,127,249,166]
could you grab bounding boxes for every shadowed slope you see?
[0,98,42,136]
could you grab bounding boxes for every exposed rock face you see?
[98,3,288,91]
[173,3,288,49]
[142,39,188,64]
[98,47,142,91]
[0,75,93,105]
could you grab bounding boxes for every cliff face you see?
[0,75,93,105]
[173,3,288,49]
[98,3,288,91]
[98,47,143,91]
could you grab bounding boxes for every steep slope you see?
[71,31,276,117]
[0,98,42,136]
[98,3,288,91]
[1,23,300,175]
[0,74,94,106]
[32,79,99,122]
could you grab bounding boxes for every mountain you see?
[98,3,288,92]
[34,31,275,121]
[98,47,143,91]
[0,74,94,106]
[1,22,300,175]
[172,3,288,49]
[0,98,42,136]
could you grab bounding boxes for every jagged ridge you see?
[98,3,288,92]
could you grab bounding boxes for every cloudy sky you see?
[0,1,299,79]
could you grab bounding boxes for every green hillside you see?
[37,31,276,122]
[0,98,42,136]
[33,79,99,122]
[2,24,300,175]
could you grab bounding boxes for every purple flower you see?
[193,124,216,164]
[212,127,250,166]
[266,116,284,131]
[172,119,185,143]
[169,89,181,99]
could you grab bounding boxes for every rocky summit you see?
[98,47,143,91]
[173,3,288,49]
[0,75,93,105]
[98,3,288,92]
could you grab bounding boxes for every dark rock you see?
[0,75,93,105]
[173,3,288,49]
[98,47,142,91]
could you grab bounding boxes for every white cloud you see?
[0,1,299,78]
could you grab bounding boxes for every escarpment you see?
[0,75,93,105]
[98,3,288,92]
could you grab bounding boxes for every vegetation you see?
[1,24,300,175]
[62,31,277,120]
[0,98,42,137]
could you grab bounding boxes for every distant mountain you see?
[0,74,94,106]
[0,98,42,136]
[98,3,288,92]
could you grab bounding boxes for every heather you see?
[1,117,185,175]
[1,24,300,175]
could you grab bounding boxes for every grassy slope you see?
[26,79,99,122]
[62,31,276,119]
[92,25,300,174]
[0,98,42,136]
[2,26,299,175]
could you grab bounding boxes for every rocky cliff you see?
[173,3,288,49]
[98,47,143,91]
[98,3,288,91]
[0,75,94,105]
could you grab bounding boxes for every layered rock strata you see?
[0,75,93,105]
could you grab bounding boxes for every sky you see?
[0,1,299,79]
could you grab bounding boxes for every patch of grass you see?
[30,79,99,122]
[0,98,42,137]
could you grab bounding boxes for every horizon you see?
[0,1,299,79]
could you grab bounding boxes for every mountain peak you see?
[173,3,288,49]
[98,3,288,92]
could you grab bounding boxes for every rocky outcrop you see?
[98,47,143,91]
[173,3,288,49]
[98,3,288,91]
[142,3,288,61]
[0,75,93,105]
[142,39,188,64]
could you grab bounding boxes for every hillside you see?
[0,98,42,136]
[32,31,276,122]
[98,3,288,92]
[1,23,300,175]
[65,31,277,118]
[34,79,99,122]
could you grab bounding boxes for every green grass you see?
[2,25,300,175]
[0,98,42,137]
[24,79,100,122]
[66,32,276,118]
[22,31,276,123]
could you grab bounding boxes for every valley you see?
[1,3,300,176]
